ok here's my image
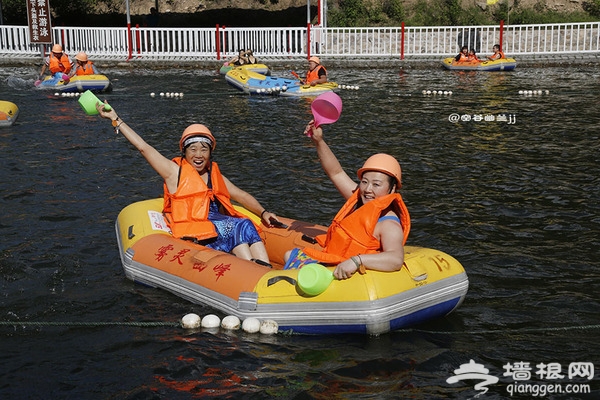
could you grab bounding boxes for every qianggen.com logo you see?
[446,359,594,398]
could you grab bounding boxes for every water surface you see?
[1,64,598,398]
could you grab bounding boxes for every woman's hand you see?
[260,211,281,228]
[303,120,323,141]
[333,258,359,280]
[95,101,118,120]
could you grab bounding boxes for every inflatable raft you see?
[225,67,338,97]
[36,72,112,93]
[442,57,517,71]
[0,101,19,127]
[219,63,271,76]
[116,198,469,335]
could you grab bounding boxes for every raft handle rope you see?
[301,234,317,244]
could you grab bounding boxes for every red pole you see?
[216,24,221,60]
[135,24,141,56]
[499,20,504,52]
[127,23,132,60]
[317,0,321,26]
[307,23,311,59]
[400,22,405,60]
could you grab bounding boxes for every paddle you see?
[290,70,302,81]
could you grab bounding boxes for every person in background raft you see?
[94,104,281,266]
[38,44,72,81]
[487,44,505,61]
[467,48,480,62]
[226,49,249,66]
[454,46,468,62]
[245,49,258,64]
[303,56,327,86]
[283,121,410,280]
[67,52,99,78]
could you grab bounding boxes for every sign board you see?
[27,0,53,44]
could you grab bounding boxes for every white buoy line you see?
[180,313,279,335]
[422,90,453,96]
[518,90,550,95]
[338,85,360,90]
[150,92,184,98]
[55,92,82,97]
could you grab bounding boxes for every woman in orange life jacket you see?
[487,44,506,61]
[303,56,327,86]
[94,105,281,266]
[454,46,469,62]
[283,121,410,280]
[67,52,99,78]
[38,44,73,80]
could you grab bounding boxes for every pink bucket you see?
[311,92,342,128]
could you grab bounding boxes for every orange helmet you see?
[179,124,216,152]
[52,44,63,53]
[309,56,320,64]
[75,52,88,62]
[357,153,402,187]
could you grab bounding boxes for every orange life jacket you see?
[456,53,468,62]
[75,61,95,76]
[302,191,411,264]
[491,50,505,60]
[48,53,72,74]
[306,65,327,84]
[162,159,258,240]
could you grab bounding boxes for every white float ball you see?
[355,86,359,90]
[282,85,287,91]
[426,90,431,95]
[545,90,549,95]
[518,90,523,95]
[201,314,221,328]
[54,92,60,96]
[422,90,426,94]
[159,92,164,97]
[242,317,261,333]
[181,313,201,329]
[259,320,278,335]
[221,315,241,330]
[179,92,184,97]
[150,92,155,97]
[448,91,453,95]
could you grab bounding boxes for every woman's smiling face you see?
[358,171,394,202]
[184,142,211,173]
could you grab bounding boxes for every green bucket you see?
[297,263,334,296]
[78,90,111,115]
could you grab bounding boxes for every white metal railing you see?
[1,22,599,62]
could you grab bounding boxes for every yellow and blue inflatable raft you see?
[116,198,469,335]
[225,67,338,97]
[442,57,517,71]
[0,101,19,127]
